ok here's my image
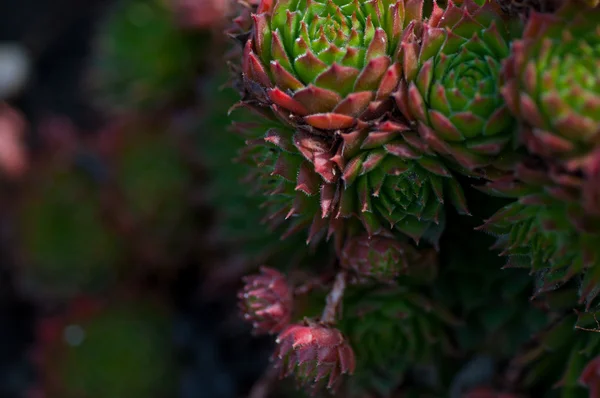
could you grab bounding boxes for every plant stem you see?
[293,271,335,296]
[320,271,347,324]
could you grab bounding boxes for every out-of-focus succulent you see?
[33,296,176,398]
[198,76,335,295]
[395,0,521,173]
[338,286,459,396]
[14,153,123,302]
[96,116,197,273]
[580,355,600,398]
[169,0,231,29]
[237,110,469,249]
[478,161,600,308]
[238,267,293,334]
[89,0,209,113]
[228,0,260,35]
[274,320,356,393]
[501,1,600,162]
[500,1,600,237]
[340,234,438,283]
[0,103,28,179]
[238,0,423,131]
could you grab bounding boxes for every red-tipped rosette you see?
[274,320,355,393]
[500,1,600,161]
[395,0,520,174]
[236,0,424,131]
[238,267,293,335]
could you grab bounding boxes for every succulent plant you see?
[236,108,469,249]
[501,0,600,162]
[96,116,198,273]
[238,0,423,131]
[199,76,335,282]
[340,233,438,283]
[395,0,522,173]
[500,1,600,247]
[33,296,176,398]
[238,267,294,334]
[220,0,600,396]
[274,320,356,393]
[14,156,123,302]
[338,286,459,396]
[478,161,600,308]
[89,0,209,113]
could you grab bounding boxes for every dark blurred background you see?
[0,1,275,397]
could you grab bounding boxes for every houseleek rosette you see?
[339,286,459,396]
[502,1,600,161]
[479,161,600,308]
[501,1,600,219]
[395,0,521,172]
[240,0,423,130]
[340,233,438,283]
[274,321,356,393]
[236,107,469,249]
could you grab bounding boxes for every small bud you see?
[274,320,355,393]
[580,356,600,398]
[341,234,437,283]
[238,267,293,335]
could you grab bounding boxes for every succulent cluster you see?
[5,0,599,395]
[228,0,600,395]
[481,2,600,307]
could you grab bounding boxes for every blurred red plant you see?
[0,103,28,179]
